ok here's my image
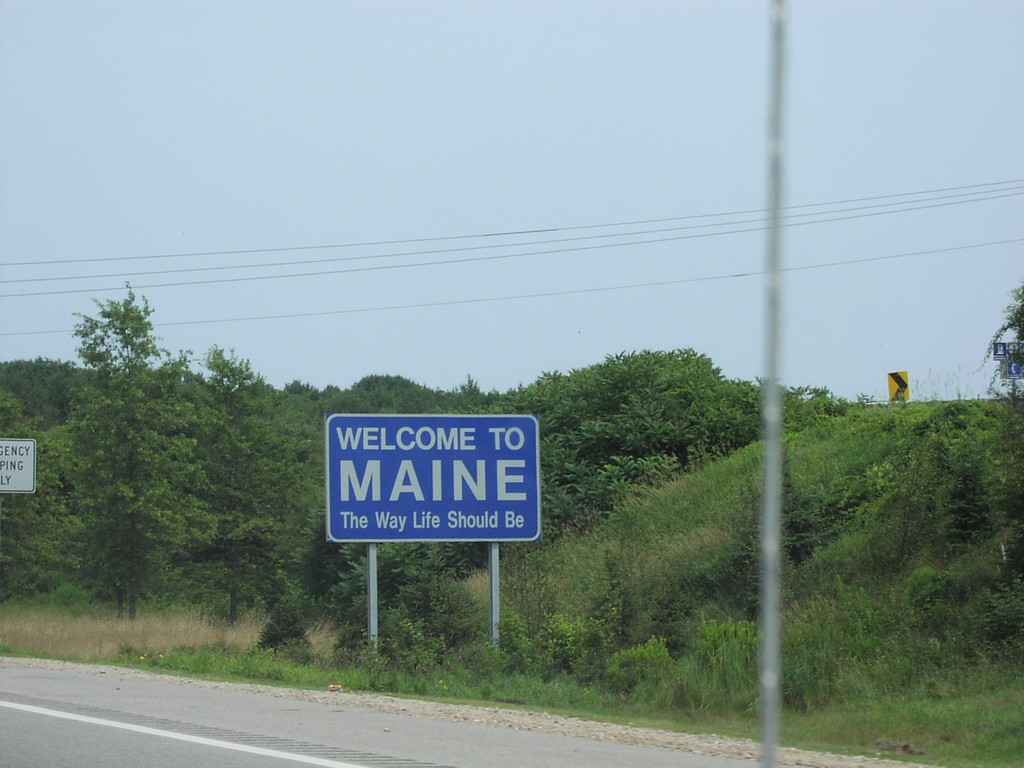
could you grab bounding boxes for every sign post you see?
[325,414,541,644]
[1,438,37,603]
[489,542,500,644]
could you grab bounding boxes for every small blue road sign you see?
[325,414,541,542]
[1008,361,1023,380]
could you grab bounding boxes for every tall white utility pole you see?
[760,2,786,767]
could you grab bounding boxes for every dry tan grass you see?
[304,618,338,665]
[0,605,263,661]
[463,570,491,607]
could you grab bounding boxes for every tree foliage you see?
[991,283,1024,366]
[991,282,1024,576]
[0,358,86,428]
[11,287,1021,691]
[187,348,309,622]
[502,349,760,534]
[69,290,209,618]
[0,392,81,600]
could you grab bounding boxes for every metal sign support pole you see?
[367,543,378,645]
[488,542,500,646]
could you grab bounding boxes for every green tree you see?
[0,358,85,428]
[323,374,447,414]
[992,282,1024,576]
[191,347,305,623]
[991,282,1024,399]
[0,392,81,600]
[70,289,208,618]
[501,350,761,535]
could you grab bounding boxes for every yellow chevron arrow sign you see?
[888,371,910,402]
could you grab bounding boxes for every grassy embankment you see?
[3,402,1022,768]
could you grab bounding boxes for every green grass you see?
[782,679,1024,768]
[3,605,1023,766]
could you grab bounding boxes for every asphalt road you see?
[0,664,754,768]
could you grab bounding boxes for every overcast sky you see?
[2,1,1022,403]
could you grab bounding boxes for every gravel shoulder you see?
[1,656,935,768]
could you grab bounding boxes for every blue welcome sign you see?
[325,414,541,542]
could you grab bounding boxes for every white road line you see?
[0,700,368,768]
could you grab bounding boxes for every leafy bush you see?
[501,350,761,535]
[538,612,588,675]
[497,609,535,674]
[453,638,506,677]
[379,614,444,673]
[258,598,307,651]
[604,636,672,693]
[42,582,94,613]
[976,577,1024,649]
[537,612,614,681]
[906,565,953,634]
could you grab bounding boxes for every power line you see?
[3,237,1019,338]
[5,185,1024,287]
[2,178,1022,270]
[3,189,1022,299]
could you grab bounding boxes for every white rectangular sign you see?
[0,438,37,493]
